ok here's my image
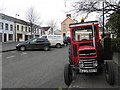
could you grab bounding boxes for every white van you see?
[40,35,64,48]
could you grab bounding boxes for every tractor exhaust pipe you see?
[92,23,96,48]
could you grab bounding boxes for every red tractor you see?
[64,21,115,86]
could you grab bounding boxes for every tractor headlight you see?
[79,60,84,68]
[93,61,98,67]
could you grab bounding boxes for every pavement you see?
[0,42,20,52]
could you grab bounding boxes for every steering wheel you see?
[81,39,88,41]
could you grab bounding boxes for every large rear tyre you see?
[105,62,115,85]
[68,46,73,65]
[64,64,72,86]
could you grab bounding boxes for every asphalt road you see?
[2,47,68,88]
[2,46,119,89]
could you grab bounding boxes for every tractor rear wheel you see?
[105,62,115,85]
[64,64,72,86]
[68,46,73,64]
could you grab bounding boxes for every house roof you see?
[0,13,30,25]
[42,27,51,31]
[0,13,43,29]
[61,17,74,24]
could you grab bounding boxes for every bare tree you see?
[47,19,57,35]
[65,0,120,18]
[25,7,41,38]
[0,0,6,12]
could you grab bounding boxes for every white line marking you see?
[6,56,15,59]
[21,52,27,55]
[11,51,17,53]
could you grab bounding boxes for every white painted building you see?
[0,13,15,42]
[42,27,53,35]
[15,21,31,42]
[0,13,44,42]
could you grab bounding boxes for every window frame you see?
[5,23,8,30]
[10,24,13,31]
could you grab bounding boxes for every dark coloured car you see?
[63,36,70,46]
[16,38,51,51]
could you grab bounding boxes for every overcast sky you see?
[0,0,68,28]
[0,0,99,29]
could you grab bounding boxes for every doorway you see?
[4,33,7,42]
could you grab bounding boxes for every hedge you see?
[111,38,120,52]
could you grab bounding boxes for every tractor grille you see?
[79,59,98,68]
[79,50,96,56]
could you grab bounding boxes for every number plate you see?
[84,63,93,67]
[79,69,97,73]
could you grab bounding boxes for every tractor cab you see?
[69,21,101,67]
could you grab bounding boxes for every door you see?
[4,33,7,42]
[25,35,28,41]
[26,38,37,49]
[35,39,45,49]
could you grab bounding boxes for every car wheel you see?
[56,43,61,48]
[20,46,26,51]
[64,43,68,46]
[44,46,49,51]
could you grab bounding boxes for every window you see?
[25,26,27,32]
[9,34,13,40]
[36,39,44,43]
[34,28,36,33]
[30,38,37,44]
[42,36,47,39]
[10,25,13,31]
[29,27,31,32]
[72,27,97,42]
[0,22,3,29]
[37,29,39,34]
[17,25,19,31]
[21,26,23,31]
[5,23,8,30]
[63,22,66,25]
[63,27,66,32]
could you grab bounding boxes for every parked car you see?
[16,38,51,51]
[40,35,64,48]
[63,36,70,46]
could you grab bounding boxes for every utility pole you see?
[102,1,105,38]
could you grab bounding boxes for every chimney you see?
[66,14,71,18]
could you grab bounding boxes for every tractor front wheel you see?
[105,61,115,85]
[64,64,72,86]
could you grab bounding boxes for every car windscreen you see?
[72,26,96,42]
